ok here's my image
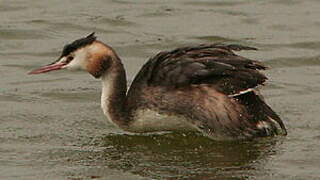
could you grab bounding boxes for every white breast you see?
[128,109,197,133]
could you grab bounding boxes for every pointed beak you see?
[29,61,67,75]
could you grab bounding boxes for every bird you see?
[29,33,287,140]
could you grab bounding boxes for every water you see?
[1,0,320,179]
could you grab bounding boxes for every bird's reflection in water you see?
[95,132,284,180]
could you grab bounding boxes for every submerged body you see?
[30,33,287,140]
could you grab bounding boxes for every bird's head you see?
[29,32,115,78]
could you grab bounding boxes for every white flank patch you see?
[129,109,196,133]
[256,121,271,135]
[228,88,254,97]
[256,121,270,129]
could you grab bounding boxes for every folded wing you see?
[132,44,267,96]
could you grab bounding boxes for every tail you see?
[235,91,287,137]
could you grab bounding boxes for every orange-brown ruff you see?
[29,33,287,140]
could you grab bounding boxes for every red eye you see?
[66,56,74,63]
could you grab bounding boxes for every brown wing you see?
[130,44,268,96]
[126,44,286,139]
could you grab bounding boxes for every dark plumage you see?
[131,44,267,96]
[127,43,287,139]
[60,32,96,57]
[29,34,287,141]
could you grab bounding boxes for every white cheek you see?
[65,60,84,70]
[65,49,88,71]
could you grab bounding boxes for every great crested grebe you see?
[29,33,287,140]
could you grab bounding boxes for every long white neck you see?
[101,72,116,126]
[100,62,129,128]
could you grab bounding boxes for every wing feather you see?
[130,43,267,96]
[126,44,286,139]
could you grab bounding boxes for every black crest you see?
[60,32,97,57]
